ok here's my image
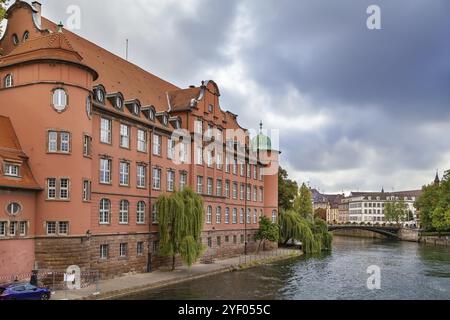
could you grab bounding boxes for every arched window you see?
[254,209,258,224]
[96,88,105,103]
[52,88,68,111]
[232,208,237,224]
[23,31,30,42]
[272,210,278,223]
[4,74,13,88]
[152,204,158,224]
[119,200,129,224]
[6,202,21,216]
[137,201,146,224]
[225,208,230,224]
[216,207,222,224]
[206,206,212,224]
[116,96,123,109]
[99,199,111,224]
[247,209,251,224]
[240,209,244,224]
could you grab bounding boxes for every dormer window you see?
[96,88,105,103]
[23,31,30,42]
[12,34,19,46]
[4,74,13,88]
[4,162,20,177]
[149,110,155,121]
[134,104,140,116]
[163,115,168,126]
[208,104,214,113]
[116,97,123,109]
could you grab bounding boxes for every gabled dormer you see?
[156,112,169,127]
[142,106,156,122]
[106,92,125,111]
[125,99,141,117]
[169,116,182,130]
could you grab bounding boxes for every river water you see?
[121,237,450,300]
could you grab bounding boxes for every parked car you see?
[0,283,51,300]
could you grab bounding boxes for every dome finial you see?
[57,21,64,33]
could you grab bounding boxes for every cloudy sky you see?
[21,0,450,193]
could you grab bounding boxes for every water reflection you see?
[120,237,450,300]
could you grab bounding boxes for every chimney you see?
[32,2,42,27]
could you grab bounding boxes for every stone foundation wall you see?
[331,229,386,239]
[421,235,450,247]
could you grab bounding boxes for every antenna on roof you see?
[126,39,129,61]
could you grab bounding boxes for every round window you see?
[23,31,30,42]
[7,203,21,216]
[116,97,123,109]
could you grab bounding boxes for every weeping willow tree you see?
[157,187,205,270]
[279,210,333,254]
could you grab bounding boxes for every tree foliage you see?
[278,210,332,254]
[278,167,299,211]
[415,170,450,232]
[384,199,408,225]
[255,216,279,253]
[294,183,313,220]
[156,188,205,270]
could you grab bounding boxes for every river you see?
[120,237,450,300]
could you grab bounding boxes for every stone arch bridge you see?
[328,225,401,239]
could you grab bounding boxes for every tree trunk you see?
[256,240,263,254]
[172,254,176,271]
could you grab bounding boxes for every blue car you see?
[0,283,51,300]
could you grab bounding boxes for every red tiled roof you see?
[0,116,41,191]
[41,18,180,111]
[168,87,202,111]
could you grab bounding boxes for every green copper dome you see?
[251,121,272,153]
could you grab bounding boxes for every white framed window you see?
[206,206,212,224]
[152,204,158,224]
[232,183,238,200]
[137,201,146,224]
[232,208,237,224]
[9,221,17,236]
[120,124,130,148]
[253,186,258,202]
[4,74,13,88]
[247,185,251,201]
[272,210,278,223]
[137,165,147,188]
[208,104,214,113]
[48,131,58,152]
[83,135,92,157]
[195,119,203,135]
[167,170,175,192]
[217,129,223,143]
[52,88,68,112]
[254,209,258,224]
[100,159,111,184]
[240,164,245,176]
[240,184,245,200]
[153,134,162,156]
[99,199,111,224]
[152,168,161,190]
[180,143,187,163]
[4,163,19,177]
[119,162,130,186]
[253,165,258,180]
[207,151,213,167]
[207,178,213,196]
[196,147,203,165]
[6,203,21,216]
[216,207,222,224]
[0,221,7,236]
[247,164,251,178]
[137,129,147,152]
[247,209,251,224]
[137,242,144,255]
[196,176,203,194]
[47,178,57,199]
[259,188,264,203]
[216,180,222,197]
[240,209,244,224]
[59,222,69,235]
[168,138,175,160]
[116,97,123,109]
[180,172,187,190]
[82,180,91,202]
[225,208,230,224]
[119,200,129,224]
[100,118,112,144]
[96,88,105,103]
[100,244,109,260]
[232,159,238,175]
[59,178,70,200]
[46,222,56,235]
[60,132,70,153]
[225,181,230,198]
[216,153,223,170]
[119,243,128,258]
[225,157,230,173]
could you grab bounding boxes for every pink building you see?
[0,1,279,279]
